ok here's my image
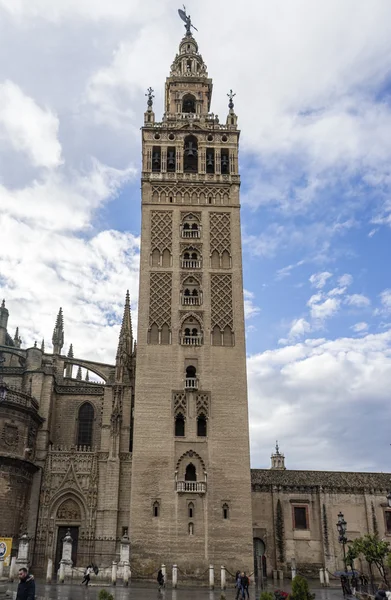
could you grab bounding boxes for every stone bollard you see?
[273,569,278,581]
[46,558,53,584]
[172,564,178,589]
[58,562,65,584]
[111,561,118,586]
[278,569,284,582]
[9,557,17,582]
[220,565,226,590]
[162,563,166,584]
[58,529,73,582]
[324,569,330,587]
[0,557,4,578]
[319,568,325,586]
[209,564,214,589]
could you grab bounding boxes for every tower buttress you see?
[271,441,286,470]
[52,308,64,354]
[115,290,133,383]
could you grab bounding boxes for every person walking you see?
[16,568,35,600]
[242,572,250,599]
[375,582,389,600]
[81,565,92,586]
[157,568,165,591]
[235,572,243,600]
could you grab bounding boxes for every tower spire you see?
[271,441,286,470]
[52,307,64,354]
[14,327,22,349]
[115,291,133,382]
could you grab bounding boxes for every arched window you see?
[150,323,159,344]
[161,323,170,345]
[223,503,229,520]
[182,94,196,113]
[186,365,196,378]
[212,325,222,346]
[175,413,185,437]
[197,414,207,437]
[211,250,220,268]
[184,135,198,172]
[185,463,197,481]
[153,501,160,517]
[188,502,194,519]
[223,325,233,347]
[188,522,194,535]
[77,402,94,448]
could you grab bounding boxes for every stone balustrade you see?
[176,480,206,494]
[181,259,201,269]
[182,296,200,306]
[181,335,202,346]
[185,377,198,390]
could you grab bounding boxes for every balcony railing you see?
[181,335,203,346]
[176,481,206,494]
[181,259,201,269]
[182,296,200,306]
[1,386,39,412]
[185,377,198,390]
[182,229,200,239]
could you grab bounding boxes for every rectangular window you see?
[385,511,391,534]
[293,506,308,530]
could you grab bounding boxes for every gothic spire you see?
[67,344,74,358]
[41,339,45,352]
[52,307,64,354]
[76,366,82,380]
[115,291,133,382]
[14,327,22,349]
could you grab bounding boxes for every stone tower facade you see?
[129,28,253,571]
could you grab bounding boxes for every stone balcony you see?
[181,335,203,346]
[1,386,39,412]
[182,296,201,306]
[181,259,201,269]
[185,377,198,390]
[176,481,206,494]
[181,229,200,239]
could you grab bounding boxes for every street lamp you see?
[386,492,391,508]
[0,353,7,402]
[337,511,348,569]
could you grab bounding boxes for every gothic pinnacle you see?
[41,339,45,352]
[1,299,5,308]
[52,307,64,354]
[76,366,82,380]
[67,344,74,358]
[85,371,89,382]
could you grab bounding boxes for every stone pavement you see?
[5,582,345,600]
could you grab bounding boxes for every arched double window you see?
[77,402,94,448]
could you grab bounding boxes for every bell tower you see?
[130,16,253,572]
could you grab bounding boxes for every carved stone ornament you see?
[57,499,81,521]
[2,423,19,448]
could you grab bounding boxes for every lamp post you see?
[386,491,391,508]
[0,353,7,402]
[337,512,348,570]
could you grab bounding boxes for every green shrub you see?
[291,575,315,600]
[260,592,275,600]
[98,590,114,600]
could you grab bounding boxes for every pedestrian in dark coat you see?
[16,568,35,600]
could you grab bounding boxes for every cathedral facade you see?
[1,24,390,580]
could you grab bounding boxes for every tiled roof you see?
[251,469,391,491]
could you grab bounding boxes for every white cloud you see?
[338,273,353,287]
[351,322,368,333]
[378,289,391,314]
[309,271,332,289]
[344,294,371,308]
[279,318,311,345]
[248,330,391,470]
[0,80,62,168]
[244,290,261,320]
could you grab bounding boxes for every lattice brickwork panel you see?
[151,211,173,252]
[149,272,172,328]
[209,213,231,255]
[210,274,233,330]
[173,392,187,416]
[196,393,210,418]
[152,185,229,203]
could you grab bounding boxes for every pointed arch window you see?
[188,502,194,519]
[185,463,197,481]
[175,413,185,437]
[77,402,94,448]
[197,414,207,437]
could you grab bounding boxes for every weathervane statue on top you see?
[178,5,198,35]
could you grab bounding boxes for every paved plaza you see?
[5,582,345,600]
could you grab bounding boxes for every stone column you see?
[291,558,297,579]
[209,564,214,589]
[111,561,117,586]
[172,564,178,589]
[162,563,166,583]
[123,564,129,587]
[46,558,53,584]
[58,529,73,583]
[319,568,325,586]
[9,557,17,582]
[0,557,4,578]
[221,565,226,590]
[324,569,330,587]
[118,533,130,585]
[16,534,29,570]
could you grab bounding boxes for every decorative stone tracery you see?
[149,273,172,329]
[150,210,173,253]
[211,274,233,331]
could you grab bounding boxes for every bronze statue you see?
[178,5,198,35]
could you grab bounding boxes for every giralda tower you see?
[130,15,253,571]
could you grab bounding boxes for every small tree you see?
[290,575,315,600]
[350,535,390,587]
[276,499,285,566]
[98,591,114,600]
[260,592,274,600]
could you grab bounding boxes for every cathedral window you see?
[223,325,233,347]
[184,135,198,172]
[151,248,160,267]
[206,148,215,174]
[149,323,159,344]
[293,506,309,530]
[181,248,201,269]
[188,522,194,535]
[221,150,229,174]
[152,146,161,172]
[185,365,198,389]
[188,502,194,519]
[182,94,196,113]
[153,501,160,518]
[181,214,200,239]
[222,504,229,520]
[175,413,185,437]
[181,277,201,306]
[185,463,197,481]
[77,402,94,448]
[181,323,202,346]
[167,147,176,172]
[197,414,207,437]
[385,511,391,534]
[212,325,222,346]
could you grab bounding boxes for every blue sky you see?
[0,0,391,472]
